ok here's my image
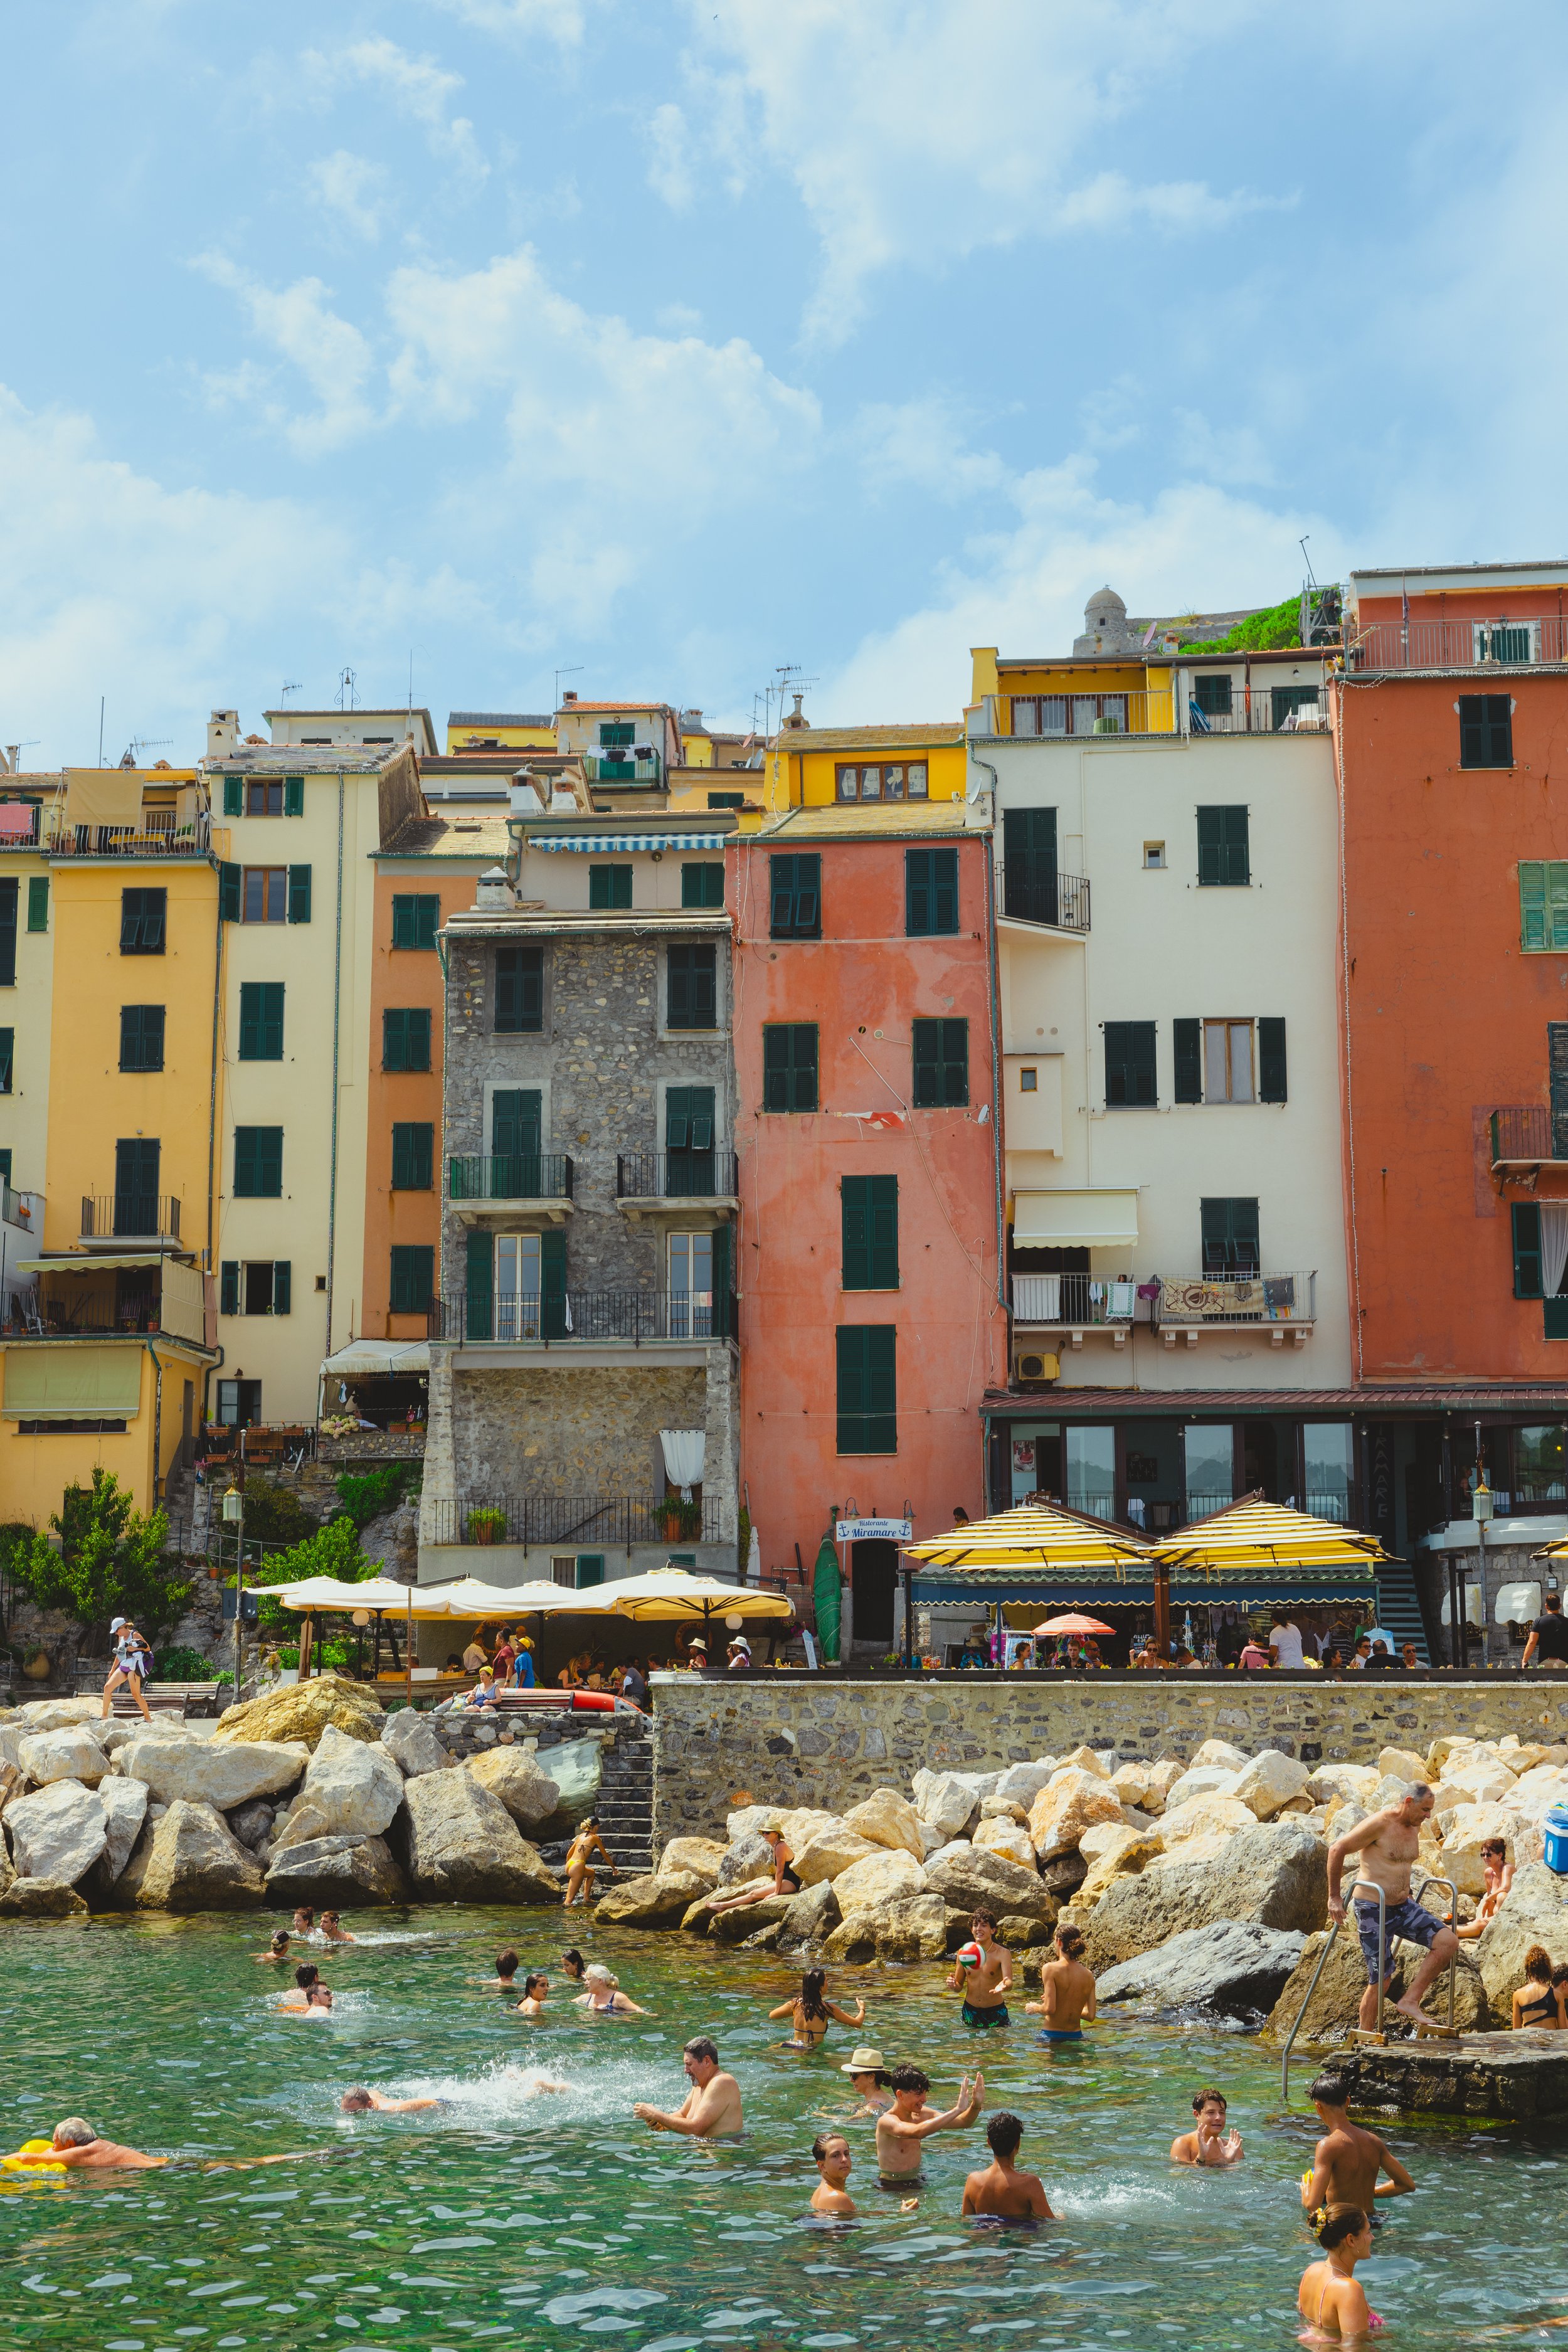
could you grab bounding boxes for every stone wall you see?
[443,1364,706,1500]
[649,1673,1568,1850]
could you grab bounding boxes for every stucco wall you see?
[649,1673,1568,1848]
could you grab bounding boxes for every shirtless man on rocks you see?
[1327,1786,1458,2033]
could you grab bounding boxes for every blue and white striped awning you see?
[527,834,729,854]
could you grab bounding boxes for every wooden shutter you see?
[287,865,311,923]
[491,1089,542,1161]
[667,945,716,1029]
[0,879,16,987]
[416,896,438,950]
[495,943,543,1032]
[837,1326,896,1453]
[223,775,243,817]
[383,1010,406,1071]
[711,1221,733,1337]
[392,1123,433,1189]
[541,1226,567,1339]
[843,1175,898,1289]
[1104,1021,1156,1108]
[906,848,932,935]
[1197,805,1249,885]
[408,1008,431,1070]
[219,863,241,923]
[764,1023,817,1111]
[1258,1017,1287,1103]
[1514,1202,1544,1298]
[26,876,48,932]
[665,1086,715,1152]
[220,1261,239,1315]
[466,1228,494,1340]
[0,1029,10,1093]
[272,1261,292,1316]
[1522,861,1548,950]
[1173,1019,1202,1103]
[283,775,304,816]
[1551,1025,1568,1160]
[681,862,724,909]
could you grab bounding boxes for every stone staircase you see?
[589,1714,655,1875]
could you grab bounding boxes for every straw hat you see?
[840,2046,887,2075]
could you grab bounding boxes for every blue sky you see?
[1,0,1562,764]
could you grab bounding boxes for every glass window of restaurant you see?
[1183,1424,1234,1520]
[1303,1422,1354,1522]
[1066,1425,1116,1517]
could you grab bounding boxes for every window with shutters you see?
[383,1008,432,1071]
[1174,1017,1286,1103]
[495,943,543,1032]
[1551,1024,1568,1161]
[912,1017,968,1107]
[763,1023,818,1111]
[26,876,48,933]
[667,943,717,1030]
[119,887,166,955]
[389,1245,435,1315]
[1200,1197,1260,1277]
[391,894,440,950]
[119,1005,166,1073]
[243,1261,275,1315]
[1104,1020,1157,1108]
[0,1028,11,1094]
[1197,805,1250,886]
[906,846,958,937]
[391,1122,434,1190]
[1002,807,1059,924]
[1204,1019,1256,1103]
[246,778,284,817]
[220,1259,238,1316]
[588,863,633,909]
[1459,694,1513,769]
[770,854,821,939]
[835,763,928,801]
[283,775,304,816]
[600,721,635,746]
[682,862,724,909]
[287,865,311,924]
[0,879,14,988]
[238,982,283,1061]
[842,1175,899,1290]
[1519,862,1568,951]
[837,1325,897,1453]
[1194,674,1233,716]
[233,1126,283,1198]
[241,867,287,924]
[1512,1202,1568,1335]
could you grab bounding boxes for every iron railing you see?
[50,815,213,857]
[1353,615,1568,672]
[1154,1271,1316,1326]
[1012,1273,1135,1324]
[1491,1108,1568,1165]
[82,1194,181,1240]
[1,1183,36,1229]
[0,803,41,847]
[21,1287,176,1338]
[431,1290,738,1344]
[448,1155,574,1202]
[1185,695,1328,735]
[198,1422,318,1466]
[617,1151,739,1200]
[1006,688,1173,738]
[583,753,663,784]
[425,1493,724,1548]
[997,867,1091,932]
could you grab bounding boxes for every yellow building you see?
[761,719,968,813]
[0,767,222,1521]
[444,710,555,755]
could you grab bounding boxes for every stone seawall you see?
[649,1674,1568,1851]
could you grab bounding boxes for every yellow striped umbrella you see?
[1147,1495,1388,1579]
[904,1502,1152,1573]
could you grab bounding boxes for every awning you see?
[3,1343,144,1418]
[1013,1189,1139,1248]
[320,1340,430,1377]
[62,769,146,829]
[19,1254,174,1273]
[914,1569,1378,1607]
[526,834,728,853]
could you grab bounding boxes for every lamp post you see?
[223,1479,245,1697]
[1472,1467,1493,1675]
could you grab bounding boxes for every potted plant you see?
[22,1645,51,1682]
[466,1506,508,1547]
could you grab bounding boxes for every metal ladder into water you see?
[1280,1874,1459,2104]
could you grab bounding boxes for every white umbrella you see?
[605,1565,793,1627]
[422,1575,619,1618]
[273,1575,440,1613]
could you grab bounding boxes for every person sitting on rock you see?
[462,1666,498,1710]
[707,1825,801,1915]
[1456,1838,1513,1941]
[1512,1944,1565,2030]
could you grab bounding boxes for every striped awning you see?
[526,834,729,853]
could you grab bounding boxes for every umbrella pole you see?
[1153,1563,1171,1660]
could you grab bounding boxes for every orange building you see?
[1336,563,1568,1621]
[733,801,1005,1653]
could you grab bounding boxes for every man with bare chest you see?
[1327,1786,1458,2032]
[946,1910,1012,2031]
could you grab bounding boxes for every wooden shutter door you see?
[491,1089,542,1193]
[541,1227,568,1338]
[466,1229,494,1338]
[1521,862,1547,950]
[842,1177,870,1288]
[1258,1018,1288,1103]
[1551,1025,1568,1160]
[1173,1019,1202,1104]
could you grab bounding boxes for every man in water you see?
[810,2132,856,2217]
[294,1986,334,2018]
[947,1909,1012,2029]
[633,2037,743,2137]
[1301,2071,1414,2234]
[43,2117,166,2170]
[481,1950,521,1990]
[1327,1784,1459,2032]
[279,1963,329,2011]
[1024,1923,1096,2040]
[341,2088,443,2113]
[961,2111,1053,2220]
[1171,2087,1243,2166]
[319,1912,355,1943]
[875,2067,983,2183]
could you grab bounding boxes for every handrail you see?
[1281,1873,1459,2104]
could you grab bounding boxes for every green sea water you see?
[0,1909,1562,2351]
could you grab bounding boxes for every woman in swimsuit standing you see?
[767,1968,865,2049]
[1297,2206,1382,2338]
[1512,1944,1565,2028]
[101,1616,152,1724]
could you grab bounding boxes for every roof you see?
[982,1385,1568,1417]
[208,747,396,774]
[448,712,551,728]
[376,816,513,859]
[1350,562,1568,593]
[560,700,675,715]
[443,909,729,942]
[773,724,963,752]
[747,803,975,841]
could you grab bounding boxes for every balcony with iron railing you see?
[616,1150,739,1205]
[583,751,663,785]
[1352,615,1568,672]
[49,810,213,858]
[1,1183,38,1232]
[447,1155,575,1205]
[1490,1108,1568,1171]
[13,1257,205,1345]
[1184,694,1328,736]
[1155,1271,1316,1343]
[81,1194,182,1244]
[996,866,1091,933]
[1013,1273,1136,1327]
[432,1288,737,1346]
[0,802,42,849]
[425,1492,724,1547]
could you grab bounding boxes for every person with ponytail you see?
[1297,2207,1383,2337]
[768,1968,866,2050]
[1024,1923,1098,2041]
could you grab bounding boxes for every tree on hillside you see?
[12,1469,190,1637]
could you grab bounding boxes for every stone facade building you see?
[418,811,742,1594]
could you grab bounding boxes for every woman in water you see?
[1512,1944,1565,2028]
[707,1826,803,1916]
[1297,2206,1380,2339]
[293,1907,315,1936]
[560,1949,586,1983]
[840,2048,892,2114]
[768,1968,865,2050]
[255,1929,292,1965]
[576,1964,649,2016]
[514,1972,551,2017]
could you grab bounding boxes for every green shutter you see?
[391,894,439,949]
[0,1028,13,1094]
[238,982,283,1061]
[26,876,48,933]
[667,945,717,1030]
[417,896,438,950]
[589,864,632,909]
[1201,1196,1260,1274]
[391,1122,433,1190]
[466,1228,494,1340]
[283,775,304,816]
[272,1261,292,1316]
[1197,805,1249,885]
[233,1126,282,1198]
[383,1009,416,1071]
[495,943,543,1032]
[219,862,241,922]
[1514,1202,1545,1298]
[906,847,957,936]
[836,1326,897,1454]
[409,1007,431,1070]
[1173,1019,1201,1103]
[712,1220,733,1337]
[220,1260,238,1315]
[842,1175,898,1290]
[1258,1017,1288,1103]
[287,865,311,923]
[576,1554,606,1587]
[665,1086,715,1152]
[389,1244,435,1315]
[682,862,724,909]
[1104,1021,1157,1108]
[541,1226,567,1340]
[763,1024,818,1112]
[224,775,243,817]
[1521,862,1547,950]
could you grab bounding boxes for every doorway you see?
[851,1539,897,1646]
[1241,1419,1279,1501]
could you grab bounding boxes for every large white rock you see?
[5,1778,107,1885]
[1057,1744,1112,1780]
[973,1816,1036,1870]
[119,1732,307,1810]
[1229,1749,1313,1820]
[830,1847,926,1911]
[1027,1768,1125,1860]
[1377,1746,1429,1784]
[297,1722,405,1838]
[792,1827,882,1887]
[1442,1762,1518,1806]
[993,1759,1059,1808]
[1110,1761,1150,1809]
[1142,1759,1185,1813]
[381,1708,453,1778]
[657,1836,728,1887]
[1086,1820,1328,1970]
[1434,1802,1528,1895]
[1155,1792,1258,1852]
[99,1777,149,1882]
[1192,1738,1250,1772]
[11,1697,105,1732]
[18,1725,109,1788]
[1475,1862,1568,2011]
[909,1772,981,1843]
[463,1747,561,1832]
[840,1788,924,1859]
[726,1804,838,1850]
[1307,1763,1381,1808]
[1163,1763,1242,1813]
[126,1798,265,1910]
[395,1771,561,1903]
[1078,1825,1162,1906]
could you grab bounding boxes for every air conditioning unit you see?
[1014,1347,1061,1387]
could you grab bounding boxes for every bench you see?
[73,1665,223,1720]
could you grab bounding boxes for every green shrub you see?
[465,1506,509,1542]
[336,1466,419,1531]
[1176,591,1305,655]
[235,1478,318,1547]
[243,1515,373,1632]
[9,1470,191,1638]
[158,1644,218,1681]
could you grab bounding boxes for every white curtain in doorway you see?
[660,1428,706,1502]
[1544,1202,1568,1304]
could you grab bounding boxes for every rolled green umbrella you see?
[813,1527,842,1663]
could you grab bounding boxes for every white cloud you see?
[647,102,694,212]
[300,37,487,188]
[307,151,391,242]
[1054,171,1292,234]
[856,397,1009,502]
[193,257,378,457]
[423,0,588,38]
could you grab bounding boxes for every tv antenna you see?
[1,739,39,775]
[554,665,583,707]
[280,679,302,707]
[1299,535,1318,589]
[125,736,174,765]
[335,667,359,712]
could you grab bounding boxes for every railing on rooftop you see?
[425,1493,724,1548]
[584,752,663,785]
[13,1272,203,1345]
[1005,689,1172,739]
[1185,696,1328,735]
[431,1289,737,1345]
[0,803,41,849]
[447,1155,575,1203]
[616,1151,739,1201]
[81,1194,182,1241]
[48,813,212,858]
[1013,1273,1136,1325]
[1490,1108,1568,1167]
[997,866,1091,931]
[1154,1271,1316,1326]
[1352,616,1568,671]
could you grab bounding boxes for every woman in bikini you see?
[255,1929,292,1965]
[1297,2206,1382,2338]
[514,1972,551,2017]
[101,1616,153,1724]
[1458,1838,1514,1940]
[767,1968,865,2050]
[707,1826,802,1915]
[563,1819,616,1907]
[1512,1944,1565,2029]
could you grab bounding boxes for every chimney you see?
[207,709,240,760]
[562,690,578,706]
[474,865,516,913]
[680,709,704,732]
[783,692,808,731]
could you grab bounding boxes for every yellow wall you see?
[991,662,1177,736]
[683,735,714,768]
[445,720,554,752]
[762,738,968,811]
[1,1337,207,1521]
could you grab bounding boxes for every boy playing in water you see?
[810,2132,856,2217]
[947,1910,1012,2030]
[876,2067,984,2183]
[1024,1923,1097,2039]
[1170,2088,1243,2166]
[961,2111,1054,2220]
[1301,2071,1414,2234]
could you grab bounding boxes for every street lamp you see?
[223,1480,245,1695]
[1471,1466,1493,1676]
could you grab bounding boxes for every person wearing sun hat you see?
[840,2047,892,2114]
[683,1635,709,1672]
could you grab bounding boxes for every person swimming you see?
[840,2048,892,2114]
[480,1950,521,1991]
[1024,1924,1096,2040]
[1298,2206,1384,2338]
[293,1907,315,1936]
[341,2087,444,2113]
[960,2111,1053,2221]
[1170,2087,1242,2166]
[319,1912,356,1944]
[1301,2072,1414,2236]
[768,1968,865,2049]
[514,1972,550,2016]
[874,2067,983,2184]
[560,1949,586,1982]
[255,1929,292,1965]
[291,1986,334,2020]
[278,1963,328,2011]
[810,2131,856,2217]
[576,1964,649,2016]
